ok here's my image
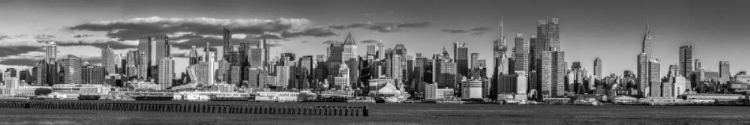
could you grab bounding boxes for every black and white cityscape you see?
[1,0,750,124]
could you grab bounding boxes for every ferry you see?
[574,98,601,106]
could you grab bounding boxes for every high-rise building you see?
[497,74,518,94]
[188,46,200,65]
[4,69,19,90]
[248,41,266,68]
[376,42,386,60]
[153,36,170,65]
[299,56,314,89]
[637,53,649,96]
[548,18,560,51]
[679,45,693,77]
[540,51,565,98]
[454,42,469,77]
[470,53,479,69]
[642,22,653,55]
[45,42,58,62]
[82,65,104,84]
[229,66,241,87]
[205,43,216,84]
[102,45,116,74]
[540,52,552,98]
[695,59,702,72]
[342,33,357,61]
[333,63,350,89]
[720,61,730,83]
[594,57,602,78]
[61,55,83,84]
[394,44,407,57]
[366,45,377,57]
[158,58,174,89]
[514,33,529,73]
[341,33,360,88]
[35,60,59,86]
[493,19,508,88]
[223,28,232,60]
[434,50,457,90]
[649,59,661,97]
[551,51,565,97]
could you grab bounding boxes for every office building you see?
[594,57,602,78]
[102,45,116,74]
[461,79,483,99]
[61,55,82,84]
[82,65,104,84]
[679,45,693,77]
[514,33,529,73]
[720,61,730,83]
[158,58,174,89]
[454,42,469,77]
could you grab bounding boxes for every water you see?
[1,102,749,124]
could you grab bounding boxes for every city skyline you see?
[1,0,750,77]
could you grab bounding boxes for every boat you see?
[574,98,601,106]
[77,95,101,100]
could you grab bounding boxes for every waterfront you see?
[1,102,749,125]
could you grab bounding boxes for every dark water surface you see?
[1,102,749,125]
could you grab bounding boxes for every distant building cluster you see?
[0,17,749,104]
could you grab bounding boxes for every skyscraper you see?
[594,57,602,78]
[223,28,232,60]
[679,45,693,77]
[637,53,649,96]
[493,19,508,89]
[82,65,104,84]
[642,22,653,55]
[514,33,529,74]
[188,46,200,65]
[453,42,469,77]
[649,59,661,97]
[366,45,377,57]
[342,33,357,61]
[470,53,479,69]
[548,18,560,51]
[158,57,175,89]
[376,42,386,60]
[153,36,170,65]
[551,51,565,97]
[719,61,730,83]
[36,60,59,86]
[102,45,116,74]
[341,33,360,88]
[540,51,552,98]
[44,42,57,62]
[205,43,216,84]
[61,55,82,84]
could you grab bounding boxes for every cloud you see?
[0,58,38,66]
[0,35,10,41]
[67,16,338,44]
[470,27,493,32]
[441,27,494,35]
[0,50,45,66]
[360,39,379,44]
[329,21,432,32]
[73,34,93,38]
[0,46,45,58]
[441,29,468,34]
[54,40,137,50]
[35,34,56,40]
[322,40,343,45]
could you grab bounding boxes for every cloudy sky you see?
[1,0,749,76]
